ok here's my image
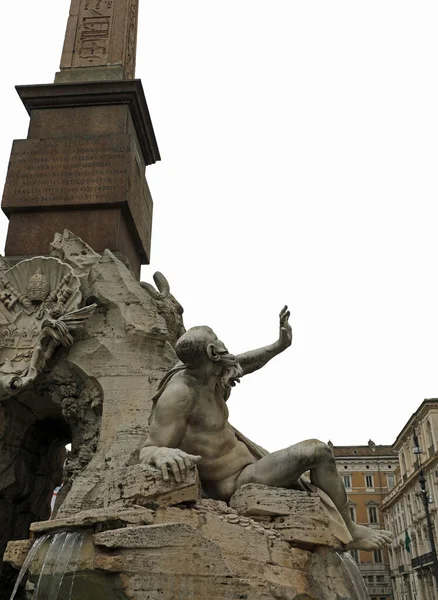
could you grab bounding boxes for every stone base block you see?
[5,501,359,600]
[230,483,321,516]
[106,464,202,508]
[3,540,33,570]
[29,506,154,535]
[230,484,339,549]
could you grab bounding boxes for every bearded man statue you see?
[140,307,391,551]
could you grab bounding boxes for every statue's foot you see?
[346,524,392,551]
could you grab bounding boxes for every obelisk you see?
[56,0,139,83]
[1,0,159,278]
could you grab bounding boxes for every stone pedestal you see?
[1,81,159,278]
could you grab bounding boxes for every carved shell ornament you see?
[0,256,96,400]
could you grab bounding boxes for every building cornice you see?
[393,399,438,450]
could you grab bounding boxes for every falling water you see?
[40,532,83,600]
[32,532,68,599]
[10,535,49,600]
[9,531,85,600]
[67,533,85,600]
[338,551,369,600]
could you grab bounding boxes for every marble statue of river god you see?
[140,307,391,551]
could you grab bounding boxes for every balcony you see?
[412,552,434,569]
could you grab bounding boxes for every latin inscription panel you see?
[2,136,131,211]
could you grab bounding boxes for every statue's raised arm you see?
[237,305,292,377]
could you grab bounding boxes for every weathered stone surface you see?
[93,519,310,598]
[54,249,180,519]
[89,509,353,599]
[272,514,333,548]
[30,506,154,534]
[94,554,125,573]
[106,464,201,508]
[94,522,199,549]
[15,497,357,600]
[230,484,339,549]
[50,229,101,277]
[230,483,320,516]
[3,540,33,570]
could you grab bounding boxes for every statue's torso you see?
[171,374,255,489]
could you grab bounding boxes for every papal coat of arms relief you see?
[0,256,96,400]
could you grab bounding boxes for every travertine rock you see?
[272,513,333,548]
[5,494,359,600]
[3,540,33,570]
[93,517,311,598]
[230,484,316,516]
[230,484,337,549]
[30,506,154,534]
[230,484,352,549]
[50,229,100,278]
[54,249,180,519]
[106,463,201,508]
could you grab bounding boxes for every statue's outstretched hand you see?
[278,305,292,349]
[140,446,202,483]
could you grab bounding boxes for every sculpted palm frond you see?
[57,304,98,329]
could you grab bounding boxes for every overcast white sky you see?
[1,1,438,451]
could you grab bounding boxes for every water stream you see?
[338,551,369,600]
[10,535,49,600]
[9,531,84,600]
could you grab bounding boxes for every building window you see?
[373,549,383,563]
[387,474,395,490]
[343,475,352,489]
[365,474,374,488]
[368,506,378,524]
[350,549,359,562]
[376,575,385,583]
[348,505,356,522]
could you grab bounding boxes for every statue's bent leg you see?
[235,438,392,551]
[235,439,343,503]
[236,440,349,534]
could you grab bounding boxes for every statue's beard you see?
[219,354,243,390]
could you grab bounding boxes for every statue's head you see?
[175,326,243,390]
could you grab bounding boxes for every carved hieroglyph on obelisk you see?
[56,0,139,82]
[1,0,159,278]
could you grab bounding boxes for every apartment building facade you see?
[332,441,398,600]
[381,399,438,600]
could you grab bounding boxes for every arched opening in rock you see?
[0,360,103,585]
